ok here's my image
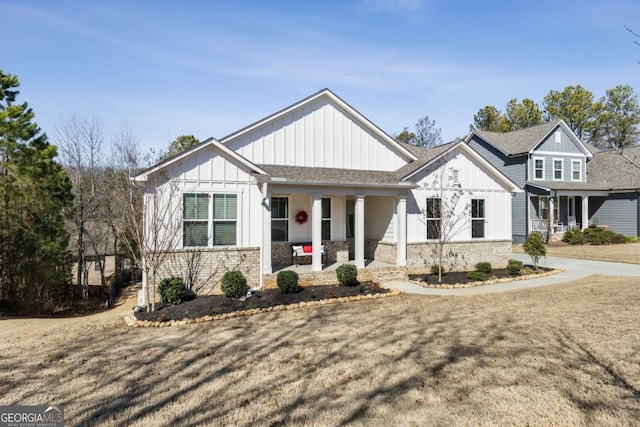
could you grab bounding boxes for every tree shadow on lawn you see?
[1,288,639,426]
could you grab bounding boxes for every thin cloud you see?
[359,0,425,13]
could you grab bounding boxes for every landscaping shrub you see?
[336,264,358,286]
[506,259,523,276]
[523,231,546,270]
[564,227,627,245]
[276,270,300,294]
[221,270,248,298]
[158,277,187,306]
[475,262,492,274]
[430,264,445,276]
[466,271,484,281]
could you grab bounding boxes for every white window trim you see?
[571,159,582,182]
[553,158,564,181]
[182,191,241,249]
[271,195,290,243]
[555,130,562,144]
[425,197,441,240]
[533,157,545,181]
[321,197,331,241]
[471,199,485,239]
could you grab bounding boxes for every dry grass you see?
[514,241,640,264]
[1,276,639,426]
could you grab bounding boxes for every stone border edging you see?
[413,268,564,289]
[123,288,403,328]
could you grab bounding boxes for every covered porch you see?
[256,168,416,274]
[527,183,609,238]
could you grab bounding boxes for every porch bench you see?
[291,243,326,266]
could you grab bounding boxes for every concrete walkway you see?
[388,253,640,296]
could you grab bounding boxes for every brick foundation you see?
[154,247,260,295]
[406,240,512,273]
[365,240,396,264]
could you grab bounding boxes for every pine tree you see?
[0,70,73,312]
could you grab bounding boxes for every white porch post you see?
[262,191,272,274]
[396,196,407,267]
[312,193,323,271]
[355,194,365,269]
[582,196,589,231]
[549,196,555,232]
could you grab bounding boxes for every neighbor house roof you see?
[472,120,562,156]
[255,164,416,188]
[393,141,456,179]
[586,147,640,191]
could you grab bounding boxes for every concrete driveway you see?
[389,253,640,296]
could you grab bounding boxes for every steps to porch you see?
[263,261,408,288]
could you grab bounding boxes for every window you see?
[572,160,582,181]
[568,196,575,218]
[184,193,210,247]
[271,197,289,242]
[471,199,485,238]
[533,158,544,180]
[322,198,331,241]
[555,130,561,143]
[183,193,237,247]
[426,198,441,240]
[553,159,563,181]
[212,194,237,245]
[94,260,102,272]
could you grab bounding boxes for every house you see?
[466,120,640,242]
[134,89,520,295]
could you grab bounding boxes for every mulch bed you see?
[134,283,390,322]
[408,266,553,286]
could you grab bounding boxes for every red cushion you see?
[303,245,312,253]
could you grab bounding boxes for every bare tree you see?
[422,160,470,283]
[55,114,104,299]
[112,127,182,311]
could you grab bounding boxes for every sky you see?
[2,0,640,155]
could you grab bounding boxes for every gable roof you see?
[468,119,593,158]
[397,140,521,193]
[219,88,418,162]
[132,137,268,182]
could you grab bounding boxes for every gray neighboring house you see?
[465,119,640,242]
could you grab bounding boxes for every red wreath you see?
[295,210,308,224]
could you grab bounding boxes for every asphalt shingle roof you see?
[393,141,457,179]
[587,147,640,190]
[474,120,561,156]
[257,164,410,186]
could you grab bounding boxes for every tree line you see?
[0,69,201,314]
[470,84,640,150]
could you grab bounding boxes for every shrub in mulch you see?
[134,283,390,322]
[408,266,552,286]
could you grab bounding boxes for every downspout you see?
[637,190,640,237]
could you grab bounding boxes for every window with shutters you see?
[183,193,237,247]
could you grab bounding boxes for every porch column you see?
[355,194,365,269]
[396,196,407,267]
[312,193,323,271]
[582,196,589,231]
[262,192,272,274]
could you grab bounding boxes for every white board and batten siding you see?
[226,97,408,171]
[146,147,265,249]
[406,148,513,243]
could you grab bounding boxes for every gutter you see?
[254,176,418,189]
